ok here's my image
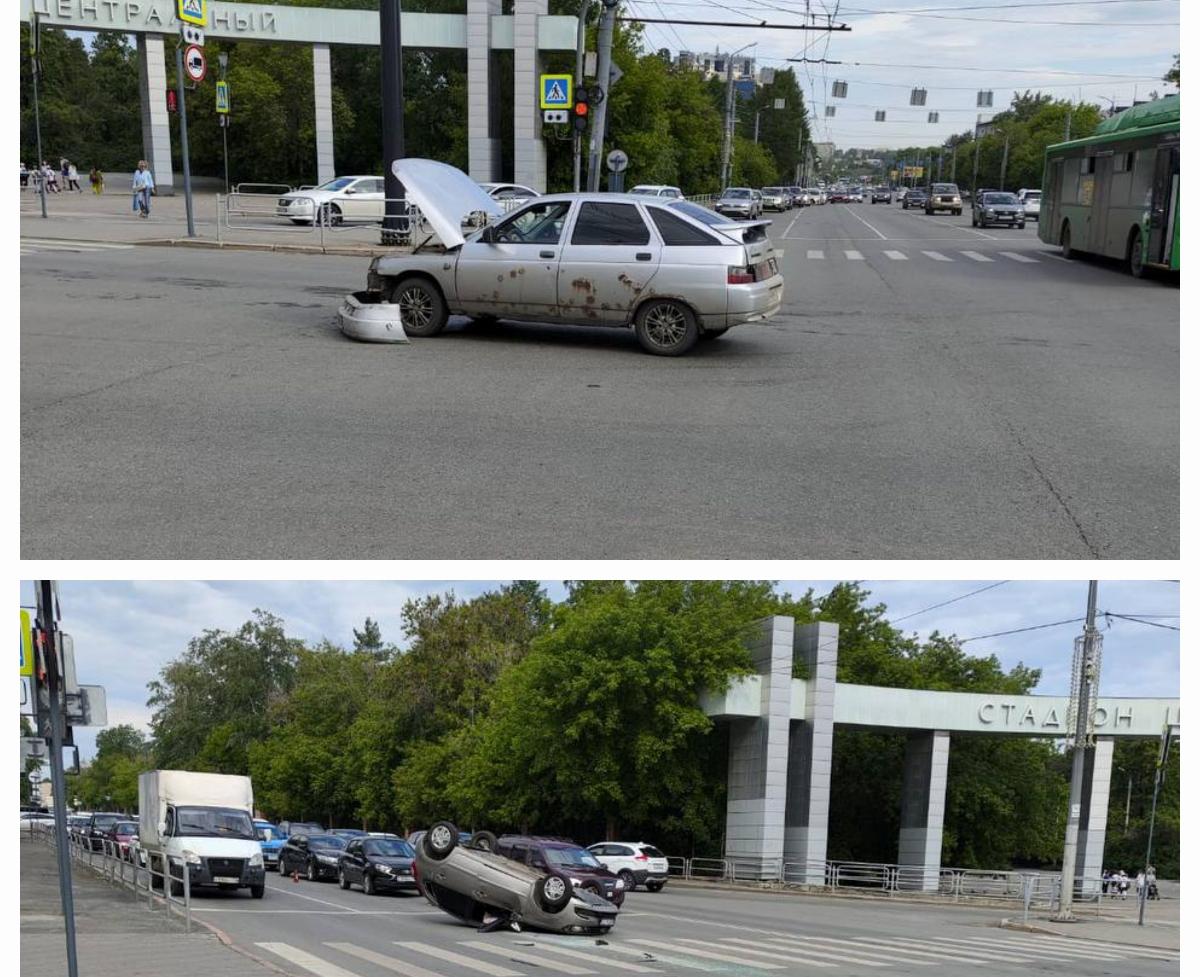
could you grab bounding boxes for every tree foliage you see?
[66,724,153,813]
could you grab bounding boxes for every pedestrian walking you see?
[90,166,104,195]
[60,157,69,186]
[1101,868,1111,896]
[1117,869,1130,899]
[1147,867,1158,900]
[20,161,29,189]
[132,159,155,218]
[44,162,60,193]
[1136,870,1146,900]
[67,161,82,192]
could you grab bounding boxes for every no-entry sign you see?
[184,45,206,83]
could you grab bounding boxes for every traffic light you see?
[573,88,589,132]
[166,88,177,113]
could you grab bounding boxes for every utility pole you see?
[971,134,981,199]
[999,132,1010,191]
[950,143,956,182]
[587,0,619,192]
[1138,722,1177,926]
[573,2,590,192]
[1065,107,1072,141]
[719,44,754,188]
[29,12,47,218]
[1055,581,1101,921]
[174,42,196,237]
[379,0,406,244]
[1123,775,1132,833]
[35,580,79,977]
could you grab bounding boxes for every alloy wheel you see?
[398,287,433,332]
[543,876,567,902]
[642,303,688,349]
[430,825,453,852]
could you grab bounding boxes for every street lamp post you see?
[218,52,230,193]
[720,43,756,189]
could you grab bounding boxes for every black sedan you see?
[338,836,419,895]
[870,188,892,204]
[83,812,125,851]
[902,188,928,210]
[278,833,348,881]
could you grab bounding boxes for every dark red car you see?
[105,819,139,861]
[494,835,626,906]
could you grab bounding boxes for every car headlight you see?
[249,852,263,867]
[985,209,995,216]
[182,850,202,865]
[570,877,584,886]
[372,862,394,875]
[953,197,961,204]
[317,854,339,865]
[615,879,626,889]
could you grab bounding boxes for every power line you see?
[891,580,1009,624]
[616,16,851,29]
[960,617,1085,643]
[1104,613,1180,632]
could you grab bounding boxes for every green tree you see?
[69,724,153,813]
[20,717,41,806]
[1102,737,1179,877]
[1164,54,1179,87]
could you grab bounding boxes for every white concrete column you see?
[512,0,547,192]
[723,616,794,880]
[467,0,502,182]
[137,33,174,194]
[1076,736,1114,897]
[313,44,335,185]
[897,730,951,892]
[783,621,838,885]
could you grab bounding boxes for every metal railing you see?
[233,182,295,196]
[29,821,192,931]
[216,192,420,250]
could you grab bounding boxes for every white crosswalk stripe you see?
[921,251,953,261]
[844,250,864,260]
[21,238,136,254]
[748,937,907,967]
[256,943,363,977]
[396,942,524,977]
[806,249,825,259]
[459,941,597,974]
[602,942,725,970]
[960,250,994,262]
[629,940,786,969]
[999,250,1038,263]
[883,250,908,260]
[720,938,889,968]
[856,936,1015,964]
[912,934,1126,961]
[1016,932,1179,960]
[678,939,836,968]
[523,940,664,972]
[326,942,452,977]
[994,932,1171,960]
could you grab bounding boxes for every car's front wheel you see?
[1128,228,1148,278]
[338,868,349,890]
[251,884,265,899]
[618,869,636,891]
[279,857,288,875]
[390,277,448,338]
[634,299,699,357]
[1060,221,1074,259]
[363,872,376,896]
[645,881,665,892]
[468,830,497,852]
[307,860,318,882]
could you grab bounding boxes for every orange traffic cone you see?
[292,870,300,883]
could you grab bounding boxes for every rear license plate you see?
[214,876,239,884]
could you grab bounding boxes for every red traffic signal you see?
[573,91,589,132]
[166,89,178,113]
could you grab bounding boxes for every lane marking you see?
[746,938,896,968]
[782,215,800,238]
[806,249,825,260]
[844,249,864,260]
[262,881,366,912]
[679,939,835,968]
[925,935,1126,960]
[459,942,596,974]
[883,250,908,260]
[327,943,452,977]
[191,908,421,914]
[629,940,784,970]
[959,225,998,240]
[855,936,1008,964]
[921,250,953,261]
[999,251,1038,263]
[523,941,663,972]
[960,250,993,262]
[842,207,888,240]
[256,943,364,977]
[396,942,524,977]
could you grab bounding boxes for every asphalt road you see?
[187,874,1179,977]
[21,201,1178,558]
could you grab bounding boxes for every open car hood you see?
[392,158,504,249]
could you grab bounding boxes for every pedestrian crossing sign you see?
[20,610,33,678]
[216,81,230,114]
[539,74,573,110]
[177,0,206,27]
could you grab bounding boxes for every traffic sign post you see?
[539,73,573,110]
[175,42,197,236]
[606,148,627,192]
[184,45,207,84]
[20,609,34,677]
[177,0,206,26]
[215,80,230,113]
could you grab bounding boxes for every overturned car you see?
[413,821,620,935]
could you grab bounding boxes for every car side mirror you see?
[344,188,356,195]
[480,225,496,244]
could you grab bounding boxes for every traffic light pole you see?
[587,0,618,192]
[30,14,48,219]
[174,43,196,237]
[379,0,406,244]
[36,580,79,977]
[573,2,589,192]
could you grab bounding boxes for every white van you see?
[139,770,266,898]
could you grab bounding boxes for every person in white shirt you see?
[132,160,155,218]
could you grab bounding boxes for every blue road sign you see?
[540,74,572,110]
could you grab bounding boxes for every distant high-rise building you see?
[677,50,758,82]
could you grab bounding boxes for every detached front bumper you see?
[339,291,410,343]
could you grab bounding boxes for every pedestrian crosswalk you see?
[20,237,136,256]
[252,930,1180,977]
[790,247,1046,265]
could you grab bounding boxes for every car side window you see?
[649,208,721,246]
[571,202,651,246]
[371,179,385,194]
[529,848,547,869]
[494,201,572,245]
[164,808,175,837]
[509,843,529,863]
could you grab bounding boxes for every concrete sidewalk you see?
[1001,889,1180,951]
[19,186,408,256]
[20,834,280,977]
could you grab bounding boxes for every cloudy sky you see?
[627,0,1180,149]
[20,578,1178,762]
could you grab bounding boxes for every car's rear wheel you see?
[1017,222,1026,230]
[1128,228,1148,278]
[425,821,459,860]
[364,873,376,896]
[535,873,572,913]
[468,830,497,852]
[338,868,349,890]
[307,860,318,882]
[634,299,699,357]
[618,869,636,890]
[390,277,448,337]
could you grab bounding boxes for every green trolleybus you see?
[1039,96,1179,278]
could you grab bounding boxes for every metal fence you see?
[29,821,193,931]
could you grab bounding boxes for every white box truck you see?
[138,770,266,898]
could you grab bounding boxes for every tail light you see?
[635,854,649,862]
[727,266,754,285]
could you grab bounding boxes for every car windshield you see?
[763,188,784,194]
[306,835,347,849]
[364,839,414,857]
[175,807,256,840]
[723,189,750,199]
[93,815,120,830]
[255,824,280,841]
[1023,191,1041,200]
[983,193,1018,204]
[629,188,657,195]
[932,184,958,193]
[317,177,356,191]
[114,822,138,834]
[640,845,666,858]
[667,200,726,227]
[545,847,604,869]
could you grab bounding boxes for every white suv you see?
[586,842,669,892]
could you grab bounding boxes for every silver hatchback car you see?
[354,160,784,356]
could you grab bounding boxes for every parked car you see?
[338,836,418,895]
[849,187,865,202]
[629,185,684,199]
[105,820,139,861]
[1017,188,1041,221]
[479,182,540,207]
[254,819,286,872]
[350,160,784,357]
[902,187,928,209]
[277,820,323,837]
[83,812,125,852]
[495,835,626,907]
[924,182,963,215]
[329,828,369,839]
[275,176,386,226]
[870,187,893,204]
[586,841,670,891]
[808,187,827,204]
[278,833,348,881]
[972,190,1026,228]
[714,187,762,219]
[413,821,620,934]
[759,187,789,212]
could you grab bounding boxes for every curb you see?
[194,916,297,977]
[666,877,1050,911]
[139,237,400,257]
[998,916,1180,952]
